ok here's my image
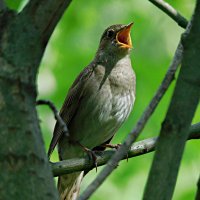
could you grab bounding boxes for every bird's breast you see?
[70,62,135,148]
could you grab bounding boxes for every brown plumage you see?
[48,23,136,200]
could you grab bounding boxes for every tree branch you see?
[36,100,69,137]
[52,123,200,177]
[148,0,188,29]
[21,0,72,44]
[77,29,185,200]
[189,122,200,139]
[196,175,200,200]
[143,1,200,199]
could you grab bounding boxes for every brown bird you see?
[48,23,136,200]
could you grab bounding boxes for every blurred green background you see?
[8,0,200,199]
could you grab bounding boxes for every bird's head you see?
[97,23,133,59]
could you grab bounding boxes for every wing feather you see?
[47,65,94,157]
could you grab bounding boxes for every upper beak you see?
[116,22,133,49]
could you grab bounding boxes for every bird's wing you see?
[48,65,94,158]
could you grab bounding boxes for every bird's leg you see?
[101,143,129,162]
[77,142,98,172]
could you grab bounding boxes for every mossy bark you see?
[0,0,72,199]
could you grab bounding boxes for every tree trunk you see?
[0,0,72,199]
[0,8,58,200]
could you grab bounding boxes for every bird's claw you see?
[102,143,129,162]
[77,142,98,172]
[84,148,98,172]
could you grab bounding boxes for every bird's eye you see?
[107,29,115,38]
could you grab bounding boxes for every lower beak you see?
[116,22,133,48]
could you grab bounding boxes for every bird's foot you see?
[78,142,98,172]
[85,148,98,172]
[102,143,129,162]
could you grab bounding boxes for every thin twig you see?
[148,0,188,29]
[52,123,200,177]
[36,100,69,137]
[77,39,184,200]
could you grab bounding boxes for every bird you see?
[48,23,136,200]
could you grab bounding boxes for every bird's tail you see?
[57,139,84,200]
[58,171,84,200]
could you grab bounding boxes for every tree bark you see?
[52,123,200,177]
[143,1,200,199]
[196,175,200,200]
[0,0,72,199]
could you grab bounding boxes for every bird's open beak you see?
[116,22,133,49]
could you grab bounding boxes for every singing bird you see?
[48,23,136,200]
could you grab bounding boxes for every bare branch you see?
[189,122,200,139]
[143,1,200,199]
[21,0,72,43]
[52,123,200,177]
[77,33,184,200]
[148,0,188,29]
[196,175,200,200]
[36,100,69,137]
